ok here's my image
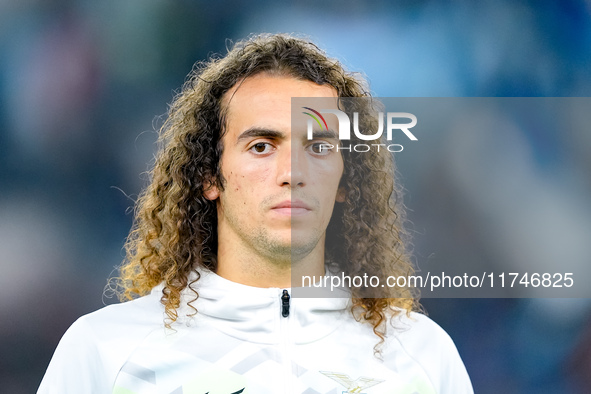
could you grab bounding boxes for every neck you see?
[216,233,326,289]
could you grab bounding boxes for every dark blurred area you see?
[1,0,591,393]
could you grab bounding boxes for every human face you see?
[205,73,344,265]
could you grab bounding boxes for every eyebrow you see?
[234,127,340,145]
[309,129,338,140]
[235,128,285,145]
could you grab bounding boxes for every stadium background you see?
[1,1,591,392]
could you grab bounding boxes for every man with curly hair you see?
[39,34,472,393]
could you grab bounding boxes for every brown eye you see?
[309,142,331,155]
[251,142,271,154]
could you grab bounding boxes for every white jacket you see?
[38,269,473,393]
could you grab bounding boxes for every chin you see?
[288,239,320,258]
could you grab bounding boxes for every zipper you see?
[281,289,290,317]
[279,289,292,393]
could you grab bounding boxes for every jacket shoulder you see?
[38,292,165,393]
[387,311,474,394]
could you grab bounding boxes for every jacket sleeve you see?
[433,323,473,394]
[37,317,111,394]
[392,312,474,394]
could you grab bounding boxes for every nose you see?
[276,145,306,188]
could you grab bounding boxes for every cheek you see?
[243,159,273,182]
[314,159,344,184]
[225,161,272,195]
[315,160,344,203]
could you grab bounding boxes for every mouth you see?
[271,199,312,216]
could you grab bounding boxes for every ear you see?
[203,181,220,201]
[335,186,346,203]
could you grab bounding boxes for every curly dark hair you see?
[116,33,419,346]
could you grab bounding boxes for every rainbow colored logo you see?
[302,107,328,131]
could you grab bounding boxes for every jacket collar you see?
[158,269,351,345]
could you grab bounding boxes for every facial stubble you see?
[220,192,325,269]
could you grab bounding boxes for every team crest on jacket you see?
[319,371,385,393]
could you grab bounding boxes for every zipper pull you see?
[281,289,290,318]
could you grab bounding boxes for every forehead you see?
[222,73,338,138]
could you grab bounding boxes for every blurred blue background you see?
[1,0,591,392]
